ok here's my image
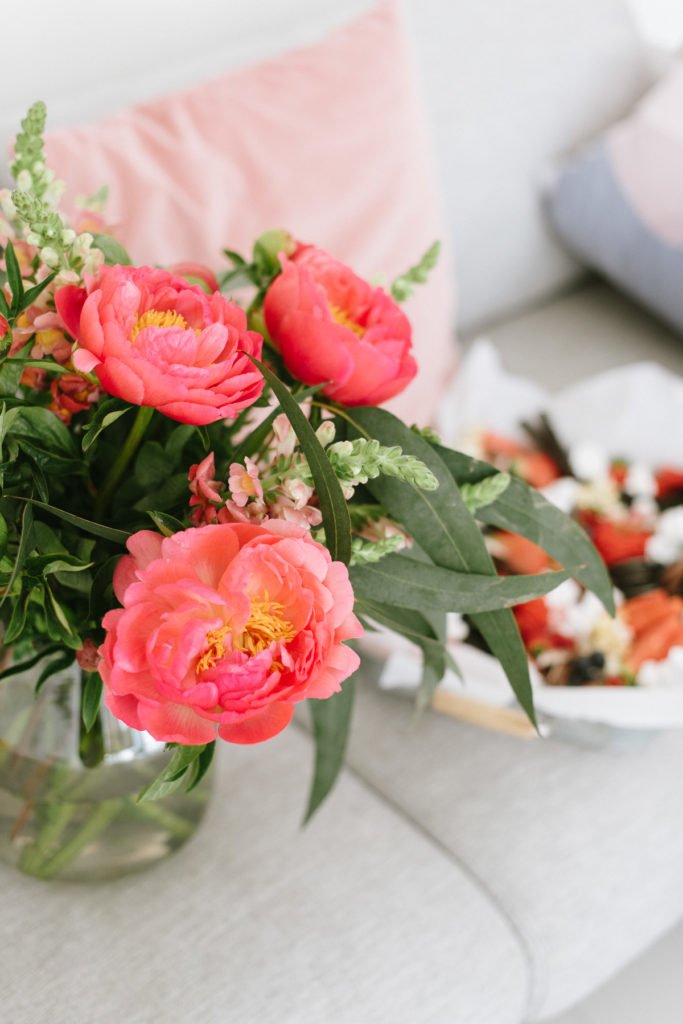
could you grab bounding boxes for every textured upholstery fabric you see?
[345,681,683,1020]
[546,61,683,334]
[473,280,683,389]
[1,725,528,1024]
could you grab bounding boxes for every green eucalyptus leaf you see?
[185,742,215,793]
[4,242,24,311]
[0,645,61,681]
[26,553,94,576]
[134,440,169,488]
[0,512,7,557]
[5,497,130,545]
[0,501,33,612]
[146,510,184,536]
[350,554,567,613]
[82,404,131,454]
[19,271,58,310]
[92,233,132,266]
[304,674,357,824]
[81,672,103,732]
[253,359,351,564]
[35,651,76,694]
[44,582,82,648]
[0,358,24,397]
[433,445,615,614]
[230,383,327,464]
[5,405,78,457]
[137,744,210,802]
[4,586,30,644]
[343,407,538,724]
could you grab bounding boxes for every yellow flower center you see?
[329,303,365,338]
[196,601,297,674]
[196,626,230,674]
[236,599,297,658]
[130,308,189,342]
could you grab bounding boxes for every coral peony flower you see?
[55,264,264,424]
[99,522,363,745]
[263,245,417,406]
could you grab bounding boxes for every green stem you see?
[129,797,197,840]
[93,405,153,519]
[25,798,124,880]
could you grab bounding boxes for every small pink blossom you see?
[272,414,297,457]
[228,457,264,507]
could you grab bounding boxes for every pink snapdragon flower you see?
[228,457,263,507]
[99,522,362,745]
[55,264,264,424]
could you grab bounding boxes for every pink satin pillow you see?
[45,1,455,422]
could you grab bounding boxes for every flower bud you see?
[0,190,16,219]
[73,232,93,257]
[16,170,33,192]
[61,228,76,246]
[39,246,61,268]
[315,421,336,447]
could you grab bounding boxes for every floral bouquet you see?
[0,104,612,839]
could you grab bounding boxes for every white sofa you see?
[4,2,683,1022]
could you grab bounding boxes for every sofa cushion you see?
[474,280,683,390]
[2,724,529,1024]
[42,3,454,425]
[546,61,683,335]
[403,0,653,331]
[346,681,683,1020]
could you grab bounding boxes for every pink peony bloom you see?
[99,522,363,745]
[263,244,417,406]
[55,264,264,425]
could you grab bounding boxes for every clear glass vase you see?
[0,655,212,882]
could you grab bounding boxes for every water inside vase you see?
[0,658,212,881]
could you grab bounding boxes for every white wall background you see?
[627,0,683,49]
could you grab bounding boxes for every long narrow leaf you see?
[351,555,567,612]
[230,383,326,464]
[0,501,33,611]
[434,445,614,614]
[250,359,351,564]
[5,496,129,544]
[343,406,538,724]
[81,672,103,732]
[304,675,357,824]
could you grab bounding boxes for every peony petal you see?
[218,702,294,744]
[137,701,217,744]
[72,347,101,373]
[104,692,144,731]
[97,356,145,405]
[54,285,87,340]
